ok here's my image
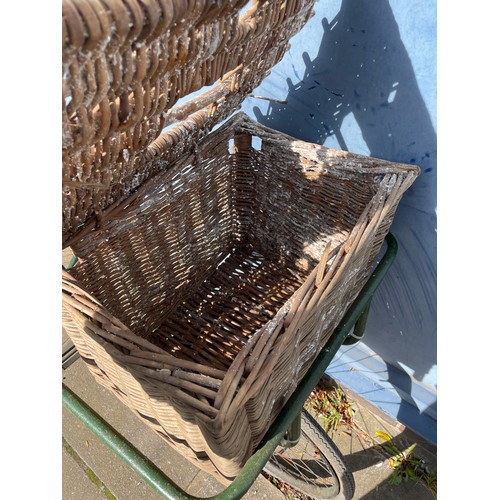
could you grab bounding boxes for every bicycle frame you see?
[62,233,398,500]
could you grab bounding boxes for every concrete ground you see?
[62,328,436,500]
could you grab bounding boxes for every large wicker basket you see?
[62,0,419,482]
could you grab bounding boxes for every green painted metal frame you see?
[63,233,398,500]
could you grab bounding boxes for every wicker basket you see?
[62,0,419,483]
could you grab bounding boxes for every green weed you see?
[375,431,437,497]
[305,384,355,433]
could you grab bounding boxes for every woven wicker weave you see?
[63,112,419,480]
[62,0,420,483]
[62,0,316,245]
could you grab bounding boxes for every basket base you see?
[150,244,308,372]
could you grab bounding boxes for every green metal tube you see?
[282,411,302,447]
[342,297,372,345]
[62,386,194,500]
[63,233,397,500]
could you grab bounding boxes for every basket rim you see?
[63,112,420,249]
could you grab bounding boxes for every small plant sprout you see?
[305,384,355,433]
[375,431,437,497]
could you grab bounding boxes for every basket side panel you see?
[69,137,237,337]
[248,138,378,268]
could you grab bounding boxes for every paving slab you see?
[62,444,106,500]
